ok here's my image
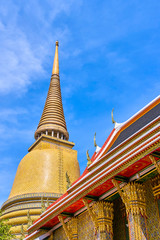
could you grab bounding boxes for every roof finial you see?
[86,150,91,167]
[94,132,97,147]
[94,132,101,153]
[52,41,59,75]
[111,108,116,126]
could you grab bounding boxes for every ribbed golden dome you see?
[35,41,69,140]
[9,137,80,199]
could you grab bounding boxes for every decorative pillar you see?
[112,180,148,240]
[58,215,78,240]
[96,201,114,240]
[61,133,64,139]
[150,155,160,217]
[83,199,114,240]
[52,130,54,137]
[151,175,160,218]
[57,132,59,138]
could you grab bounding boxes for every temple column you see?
[112,180,148,240]
[149,155,160,200]
[96,201,114,240]
[83,199,114,240]
[149,155,160,217]
[151,174,160,218]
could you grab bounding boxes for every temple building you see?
[1,41,160,240]
[1,41,80,239]
[25,94,160,240]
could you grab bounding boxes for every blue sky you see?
[0,0,160,207]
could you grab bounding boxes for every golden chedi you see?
[1,41,80,239]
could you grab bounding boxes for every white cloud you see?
[0,108,28,124]
[0,25,42,94]
[0,123,33,142]
[0,0,80,95]
[0,23,44,94]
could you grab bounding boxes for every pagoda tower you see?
[1,41,80,238]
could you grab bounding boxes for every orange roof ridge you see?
[93,95,160,161]
[116,95,160,132]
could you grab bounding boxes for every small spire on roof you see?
[86,150,91,166]
[52,41,59,75]
[94,132,101,153]
[94,132,97,147]
[111,108,116,126]
[111,108,123,129]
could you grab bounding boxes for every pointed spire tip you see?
[52,40,59,75]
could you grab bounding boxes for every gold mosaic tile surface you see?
[77,210,95,240]
[53,226,67,240]
[9,144,79,198]
[144,180,160,240]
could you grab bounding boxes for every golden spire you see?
[35,41,69,140]
[52,41,59,75]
